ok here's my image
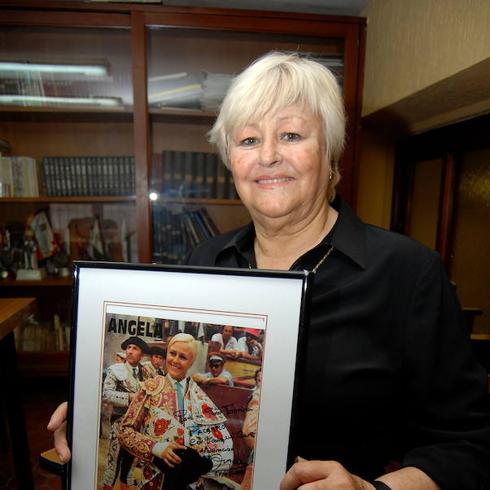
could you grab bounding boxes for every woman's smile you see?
[254,175,294,187]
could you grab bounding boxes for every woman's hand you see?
[280,459,375,490]
[159,441,187,468]
[47,401,71,463]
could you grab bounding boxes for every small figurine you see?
[23,226,38,270]
[16,225,46,280]
[0,229,13,279]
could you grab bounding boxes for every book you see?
[0,156,39,197]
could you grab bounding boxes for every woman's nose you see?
[258,139,281,167]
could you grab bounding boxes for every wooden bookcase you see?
[0,1,366,375]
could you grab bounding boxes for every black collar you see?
[217,196,366,270]
[329,196,366,269]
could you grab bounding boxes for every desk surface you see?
[0,297,36,341]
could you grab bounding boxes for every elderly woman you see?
[187,52,490,490]
[117,333,234,489]
[50,52,489,490]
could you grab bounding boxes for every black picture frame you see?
[66,261,312,489]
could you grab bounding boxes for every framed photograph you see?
[67,261,312,490]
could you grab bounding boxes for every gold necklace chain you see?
[311,244,334,273]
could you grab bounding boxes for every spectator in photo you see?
[192,353,234,386]
[143,345,166,377]
[211,324,239,352]
[237,328,262,360]
[115,351,126,364]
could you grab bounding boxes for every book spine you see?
[194,152,205,197]
[60,157,68,196]
[22,157,31,197]
[66,156,74,197]
[191,209,208,241]
[129,156,135,195]
[55,157,63,196]
[21,157,31,197]
[70,157,78,196]
[199,207,220,236]
[94,157,101,196]
[0,157,13,197]
[11,157,24,197]
[57,157,65,197]
[114,156,122,196]
[79,157,86,196]
[173,151,183,196]
[85,157,92,196]
[35,159,44,197]
[106,156,114,196]
[30,157,39,197]
[41,158,50,197]
[206,153,217,198]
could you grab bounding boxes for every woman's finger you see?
[53,421,71,463]
[47,401,68,431]
[170,450,182,464]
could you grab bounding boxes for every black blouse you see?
[188,197,490,489]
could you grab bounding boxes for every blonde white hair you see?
[208,51,346,202]
[167,333,197,362]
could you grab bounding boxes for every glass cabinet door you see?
[0,25,139,265]
[147,27,344,264]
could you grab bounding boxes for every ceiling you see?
[163,0,368,16]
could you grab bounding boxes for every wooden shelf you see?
[0,105,217,123]
[1,277,72,287]
[150,106,217,122]
[0,105,134,123]
[0,195,136,203]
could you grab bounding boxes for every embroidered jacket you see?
[118,374,233,488]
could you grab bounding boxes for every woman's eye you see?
[281,132,301,142]
[239,137,258,146]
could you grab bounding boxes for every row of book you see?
[153,150,239,200]
[42,155,135,197]
[0,156,40,197]
[0,152,239,200]
[152,205,219,264]
[15,314,70,353]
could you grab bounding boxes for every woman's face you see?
[229,105,329,225]
[166,341,194,381]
